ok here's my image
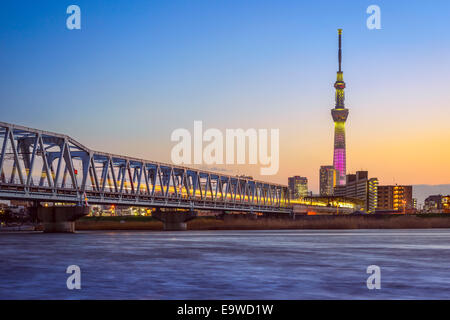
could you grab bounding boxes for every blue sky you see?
[1,0,450,191]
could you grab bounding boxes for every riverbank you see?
[75,214,450,231]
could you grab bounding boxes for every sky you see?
[1,0,450,193]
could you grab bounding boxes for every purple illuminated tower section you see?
[331,29,349,186]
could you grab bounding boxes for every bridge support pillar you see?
[36,206,90,233]
[152,210,197,231]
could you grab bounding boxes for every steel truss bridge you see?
[0,122,291,214]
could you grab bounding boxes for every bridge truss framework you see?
[0,122,291,214]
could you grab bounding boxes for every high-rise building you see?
[331,29,349,186]
[319,165,336,196]
[376,185,413,212]
[334,171,378,213]
[288,176,308,199]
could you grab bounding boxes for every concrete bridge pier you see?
[152,210,197,231]
[36,206,90,233]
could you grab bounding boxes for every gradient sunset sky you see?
[1,0,450,192]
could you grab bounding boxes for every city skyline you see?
[1,1,450,193]
[2,1,450,303]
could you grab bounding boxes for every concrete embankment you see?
[75,214,450,231]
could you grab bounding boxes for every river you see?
[1,229,449,299]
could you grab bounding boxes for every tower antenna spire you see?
[338,28,342,72]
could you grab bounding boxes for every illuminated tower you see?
[331,29,349,186]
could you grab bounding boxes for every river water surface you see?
[1,229,449,299]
